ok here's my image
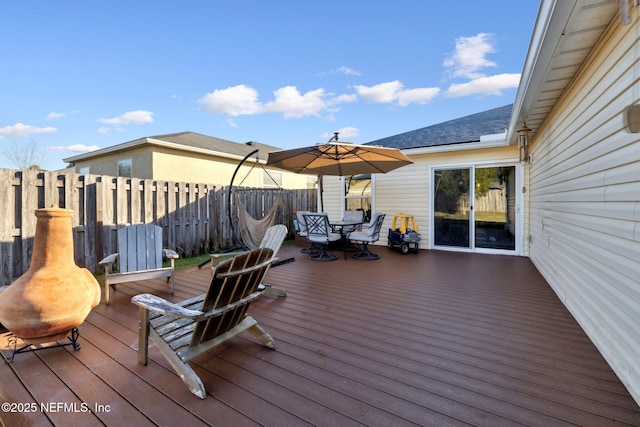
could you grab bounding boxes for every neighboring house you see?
[321,0,640,405]
[64,131,314,189]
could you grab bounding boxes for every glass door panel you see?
[474,166,516,250]
[433,168,471,248]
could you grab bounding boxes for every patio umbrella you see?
[267,141,412,176]
[266,138,413,210]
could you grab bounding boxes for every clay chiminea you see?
[0,206,101,342]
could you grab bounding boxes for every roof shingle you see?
[366,104,513,149]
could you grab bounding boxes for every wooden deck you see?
[1,245,639,426]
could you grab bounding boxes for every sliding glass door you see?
[433,168,471,247]
[433,165,517,252]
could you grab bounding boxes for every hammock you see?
[235,193,281,249]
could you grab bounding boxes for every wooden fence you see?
[0,169,316,285]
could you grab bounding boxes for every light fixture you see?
[517,121,531,163]
[624,104,640,133]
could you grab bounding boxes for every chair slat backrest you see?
[192,248,274,345]
[342,209,365,231]
[295,211,309,235]
[259,224,287,258]
[304,213,332,238]
[343,210,365,223]
[117,224,163,273]
[368,213,387,239]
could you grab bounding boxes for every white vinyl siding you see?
[320,176,344,219]
[374,162,428,246]
[527,10,640,403]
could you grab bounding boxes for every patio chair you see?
[207,224,288,297]
[295,210,314,253]
[131,248,277,399]
[347,213,386,260]
[341,209,366,232]
[303,213,341,261]
[99,224,179,305]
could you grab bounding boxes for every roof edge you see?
[507,0,574,144]
[64,133,267,164]
[403,136,509,156]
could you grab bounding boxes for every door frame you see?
[430,159,524,256]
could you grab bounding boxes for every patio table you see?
[330,219,364,259]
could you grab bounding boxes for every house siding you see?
[319,176,344,220]
[375,162,428,244]
[73,147,153,178]
[153,147,261,185]
[528,10,640,403]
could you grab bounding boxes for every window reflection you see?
[344,174,372,222]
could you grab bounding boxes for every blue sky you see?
[1,1,540,171]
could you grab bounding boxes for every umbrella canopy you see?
[266,142,413,176]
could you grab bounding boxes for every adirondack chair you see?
[131,248,277,399]
[207,224,288,297]
[99,224,179,305]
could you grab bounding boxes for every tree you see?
[4,138,45,170]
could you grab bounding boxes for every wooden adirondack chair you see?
[207,224,288,297]
[131,248,277,399]
[99,224,179,304]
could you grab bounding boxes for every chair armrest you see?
[99,253,119,266]
[131,293,203,319]
[163,249,179,259]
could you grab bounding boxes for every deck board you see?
[1,246,639,426]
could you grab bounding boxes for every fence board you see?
[0,170,13,285]
[144,179,154,224]
[20,170,38,273]
[130,178,142,225]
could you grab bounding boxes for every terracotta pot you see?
[0,207,100,339]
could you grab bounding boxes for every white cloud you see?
[353,81,440,106]
[354,81,403,103]
[334,127,360,139]
[98,110,154,125]
[47,112,65,120]
[397,87,441,106]
[446,73,521,97]
[328,93,358,105]
[334,66,362,76]
[318,66,362,77]
[47,144,100,153]
[444,33,497,79]
[199,84,355,120]
[0,123,57,139]
[263,86,327,118]
[198,85,261,116]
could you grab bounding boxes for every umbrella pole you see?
[319,175,324,212]
[228,149,258,250]
[199,149,257,269]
